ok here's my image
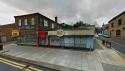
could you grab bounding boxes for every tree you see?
[73,21,88,28]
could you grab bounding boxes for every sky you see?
[0,0,125,27]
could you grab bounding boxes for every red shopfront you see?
[38,31,48,46]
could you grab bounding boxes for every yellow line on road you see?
[0,60,32,71]
[0,57,43,71]
[29,67,42,71]
[0,58,26,67]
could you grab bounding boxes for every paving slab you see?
[0,44,104,71]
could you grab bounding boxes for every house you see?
[108,11,125,40]
[0,23,16,42]
[14,13,59,46]
[14,13,95,50]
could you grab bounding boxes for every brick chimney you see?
[55,16,58,23]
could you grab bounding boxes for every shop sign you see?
[39,31,46,38]
[57,29,64,37]
[12,30,19,37]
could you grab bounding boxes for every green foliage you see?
[73,21,89,28]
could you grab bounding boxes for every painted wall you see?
[86,36,94,49]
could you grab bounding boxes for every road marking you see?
[0,58,26,67]
[0,57,42,71]
[111,41,125,47]
[29,67,42,71]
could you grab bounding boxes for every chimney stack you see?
[55,16,58,23]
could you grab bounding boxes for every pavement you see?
[0,55,57,71]
[99,36,125,55]
[0,39,125,71]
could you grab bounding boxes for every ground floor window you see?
[116,30,121,37]
[17,31,36,45]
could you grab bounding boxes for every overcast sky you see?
[0,0,125,26]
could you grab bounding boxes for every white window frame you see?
[25,19,28,25]
[52,23,54,29]
[18,19,21,26]
[31,18,35,25]
[44,19,48,27]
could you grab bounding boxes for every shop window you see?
[31,18,35,25]
[25,19,28,25]
[18,19,21,26]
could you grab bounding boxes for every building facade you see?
[14,13,95,49]
[0,24,16,42]
[48,28,95,49]
[14,13,59,46]
[108,11,125,40]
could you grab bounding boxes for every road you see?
[0,56,58,71]
[99,36,125,55]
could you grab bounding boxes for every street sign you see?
[56,29,64,37]
[12,30,19,37]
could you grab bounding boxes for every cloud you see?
[0,0,125,26]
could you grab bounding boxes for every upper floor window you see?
[118,19,122,26]
[52,23,54,29]
[25,19,28,25]
[31,18,35,25]
[44,19,48,27]
[18,19,21,26]
[111,23,114,28]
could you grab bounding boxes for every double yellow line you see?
[0,57,42,71]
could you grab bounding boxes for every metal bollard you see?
[0,37,3,50]
[102,40,105,45]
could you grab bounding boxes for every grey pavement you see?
[99,36,125,55]
[0,39,125,71]
[0,43,104,71]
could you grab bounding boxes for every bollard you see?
[0,44,3,50]
[0,37,3,50]
[102,40,105,45]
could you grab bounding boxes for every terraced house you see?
[14,13,59,46]
[0,24,16,42]
[108,11,125,40]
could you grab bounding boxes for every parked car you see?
[98,33,102,36]
[95,34,99,38]
[103,34,110,38]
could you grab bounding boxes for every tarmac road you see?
[0,56,59,71]
[99,36,125,55]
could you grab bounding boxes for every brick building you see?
[108,11,125,40]
[14,13,59,46]
[0,23,16,42]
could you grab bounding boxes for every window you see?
[118,19,122,26]
[40,18,43,27]
[25,19,28,25]
[31,18,35,25]
[52,23,54,29]
[18,19,21,26]
[116,30,121,37]
[44,19,48,27]
[111,23,114,28]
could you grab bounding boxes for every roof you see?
[108,11,125,23]
[14,13,57,23]
[48,29,95,36]
[0,23,15,28]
